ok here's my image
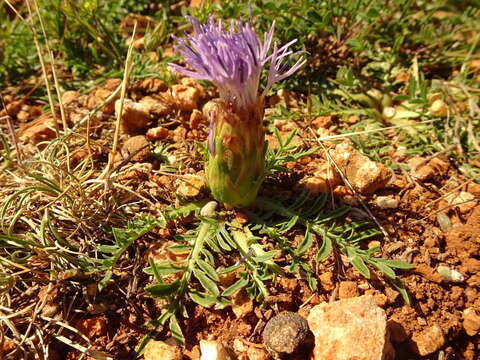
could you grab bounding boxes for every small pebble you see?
[429,99,448,117]
[176,175,205,198]
[144,340,182,360]
[200,201,218,217]
[189,109,203,129]
[436,212,452,232]
[339,281,359,299]
[140,95,174,116]
[304,176,329,195]
[449,191,477,213]
[200,340,231,360]
[262,311,310,357]
[410,325,445,356]
[62,90,81,105]
[16,110,30,122]
[319,271,335,291]
[146,126,169,141]
[123,135,151,162]
[172,84,200,111]
[375,196,398,209]
[437,265,465,282]
[231,290,253,318]
[463,308,480,336]
[116,99,150,133]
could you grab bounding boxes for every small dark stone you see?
[262,311,310,358]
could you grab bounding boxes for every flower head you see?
[169,16,305,207]
[170,16,306,111]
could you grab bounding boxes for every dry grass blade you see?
[65,85,122,139]
[412,197,479,224]
[6,0,61,136]
[410,144,457,173]
[314,119,440,142]
[0,22,164,349]
[38,315,91,343]
[0,304,35,319]
[31,0,68,133]
[101,22,138,179]
[0,310,22,339]
[0,94,23,164]
[16,279,54,349]
[55,335,114,360]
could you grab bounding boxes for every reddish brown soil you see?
[1,79,479,360]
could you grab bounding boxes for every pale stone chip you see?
[410,325,445,356]
[307,295,394,360]
[144,340,182,360]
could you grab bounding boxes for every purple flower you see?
[169,16,306,110]
[169,16,306,206]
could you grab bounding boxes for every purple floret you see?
[169,16,306,111]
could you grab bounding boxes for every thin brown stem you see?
[32,0,68,133]
[100,22,137,179]
[309,127,392,242]
[0,94,23,164]
[24,0,60,136]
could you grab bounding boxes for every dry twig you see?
[309,127,392,241]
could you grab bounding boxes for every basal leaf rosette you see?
[170,16,305,206]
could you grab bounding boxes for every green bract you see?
[204,99,265,207]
